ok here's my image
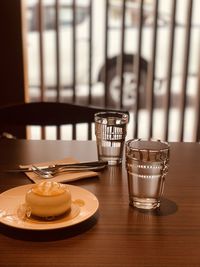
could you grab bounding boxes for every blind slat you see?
[72,0,77,103]
[164,0,177,141]
[147,0,158,139]
[88,0,93,105]
[179,0,193,141]
[38,0,45,139]
[196,46,200,142]
[119,0,126,109]
[38,0,45,101]
[104,0,109,107]
[134,0,144,138]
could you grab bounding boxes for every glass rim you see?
[94,111,128,118]
[126,138,169,152]
[94,111,129,124]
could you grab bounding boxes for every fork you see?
[32,164,107,179]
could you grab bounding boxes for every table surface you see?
[0,139,200,267]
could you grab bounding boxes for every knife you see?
[3,160,108,173]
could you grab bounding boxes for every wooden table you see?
[0,139,200,267]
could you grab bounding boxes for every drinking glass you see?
[125,139,170,209]
[94,112,129,165]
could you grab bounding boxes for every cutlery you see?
[4,161,108,173]
[32,164,107,179]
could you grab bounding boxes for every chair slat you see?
[0,102,129,140]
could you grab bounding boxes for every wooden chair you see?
[0,102,129,140]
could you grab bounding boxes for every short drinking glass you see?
[95,112,129,165]
[125,139,170,209]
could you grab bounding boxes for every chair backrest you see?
[0,102,129,140]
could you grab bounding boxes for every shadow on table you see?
[0,212,99,242]
[136,198,178,216]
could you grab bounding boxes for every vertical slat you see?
[72,124,76,140]
[72,0,77,139]
[134,0,144,138]
[195,48,200,142]
[88,123,92,140]
[38,0,45,101]
[118,0,126,109]
[104,0,109,107]
[55,0,61,139]
[147,0,158,139]
[55,0,60,101]
[88,0,93,105]
[38,0,45,139]
[179,0,193,141]
[72,0,76,104]
[164,0,177,141]
[88,0,93,140]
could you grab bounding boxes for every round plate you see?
[0,184,99,230]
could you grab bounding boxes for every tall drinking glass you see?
[95,112,129,165]
[125,139,170,209]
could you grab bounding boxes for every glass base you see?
[99,156,122,166]
[107,159,122,165]
[129,197,160,210]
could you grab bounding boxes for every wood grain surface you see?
[0,140,200,267]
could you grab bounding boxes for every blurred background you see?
[1,0,200,141]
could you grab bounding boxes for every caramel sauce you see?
[73,199,85,207]
[26,204,80,224]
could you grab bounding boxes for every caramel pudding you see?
[25,181,71,218]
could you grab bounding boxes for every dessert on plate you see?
[25,181,71,218]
